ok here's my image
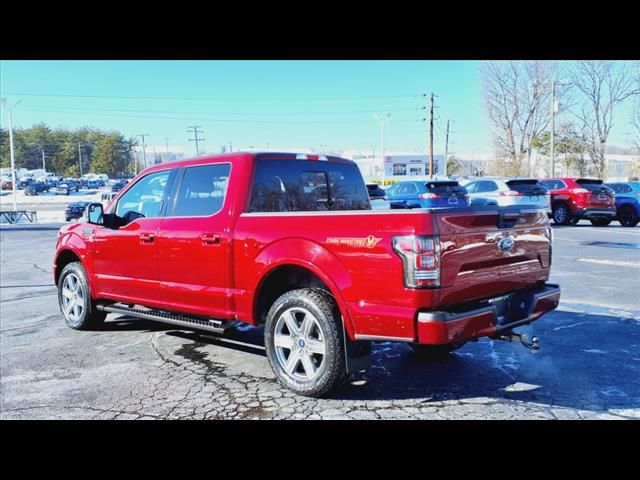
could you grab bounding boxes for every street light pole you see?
[374,113,391,185]
[550,81,556,177]
[2,98,21,212]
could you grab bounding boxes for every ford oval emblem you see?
[498,236,515,252]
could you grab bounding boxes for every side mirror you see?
[87,203,104,225]
[122,210,145,224]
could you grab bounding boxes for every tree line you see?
[0,123,141,178]
[480,60,640,178]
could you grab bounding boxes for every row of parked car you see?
[64,189,125,221]
[366,177,640,228]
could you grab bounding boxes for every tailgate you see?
[434,206,551,307]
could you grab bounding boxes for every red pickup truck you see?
[54,152,560,397]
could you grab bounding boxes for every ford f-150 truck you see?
[54,152,560,397]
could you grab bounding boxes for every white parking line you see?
[576,258,640,268]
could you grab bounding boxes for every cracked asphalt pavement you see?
[1,222,639,420]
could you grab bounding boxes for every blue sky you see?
[0,60,635,157]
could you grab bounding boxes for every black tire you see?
[590,218,612,227]
[552,203,572,225]
[57,261,106,330]
[409,341,467,358]
[618,206,639,228]
[264,288,347,398]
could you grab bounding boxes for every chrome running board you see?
[97,303,232,335]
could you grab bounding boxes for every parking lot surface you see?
[1,222,639,420]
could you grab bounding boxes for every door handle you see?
[200,233,221,245]
[139,233,155,244]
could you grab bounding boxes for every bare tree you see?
[480,61,555,176]
[632,64,640,153]
[570,61,638,179]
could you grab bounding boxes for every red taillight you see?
[570,188,590,195]
[500,190,524,196]
[418,192,440,199]
[392,235,440,288]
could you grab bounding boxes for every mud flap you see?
[342,320,372,374]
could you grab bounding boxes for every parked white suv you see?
[463,178,551,214]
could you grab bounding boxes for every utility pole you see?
[548,80,571,177]
[137,134,149,171]
[444,119,451,178]
[429,93,435,179]
[1,98,21,212]
[188,126,204,156]
[550,81,556,178]
[42,149,46,172]
[373,113,391,185]
[77,141,83,177]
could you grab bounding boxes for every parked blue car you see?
[606,181,640,227]
[386,180,469,209]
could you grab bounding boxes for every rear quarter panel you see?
[233,210,439,340]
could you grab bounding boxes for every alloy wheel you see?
[273,307,327,382]
[61,273,85,324]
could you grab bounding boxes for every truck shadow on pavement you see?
[105,310,640,414]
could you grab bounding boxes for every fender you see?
[54,229,97,298]
[250,237,357,340]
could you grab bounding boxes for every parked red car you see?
[539,178,616,226]
[54,152,560,397]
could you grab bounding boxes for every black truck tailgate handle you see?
[498,210,521,229]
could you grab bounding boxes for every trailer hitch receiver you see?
[495,331,540,350]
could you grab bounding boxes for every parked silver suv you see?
[462,178,551,214]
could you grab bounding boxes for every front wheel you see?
[58,261,106,330]
[264,289,347,398]
[618,206,639,227]
[590,218,612,227]
[552,204,572,225]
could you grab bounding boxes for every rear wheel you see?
[618,206,639,227]
[552,204,572,225]
[590,218,612,227]
[58,261,106,330]
[409,341,467,358]
[264,288,347,398]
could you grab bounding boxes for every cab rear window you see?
[249,159,370,212]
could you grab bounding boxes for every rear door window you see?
[249,159,370,212]
[464,181,478,193]
[172,164,231,217]
[476,181,497,193]
[606,183,629,194]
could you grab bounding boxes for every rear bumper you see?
[573,207,616,219]
[416,283,561,345]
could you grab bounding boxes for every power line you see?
[16,106,419,124]
[6,92,421,102]
[187,126,204,156]
[18,103,421,117]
